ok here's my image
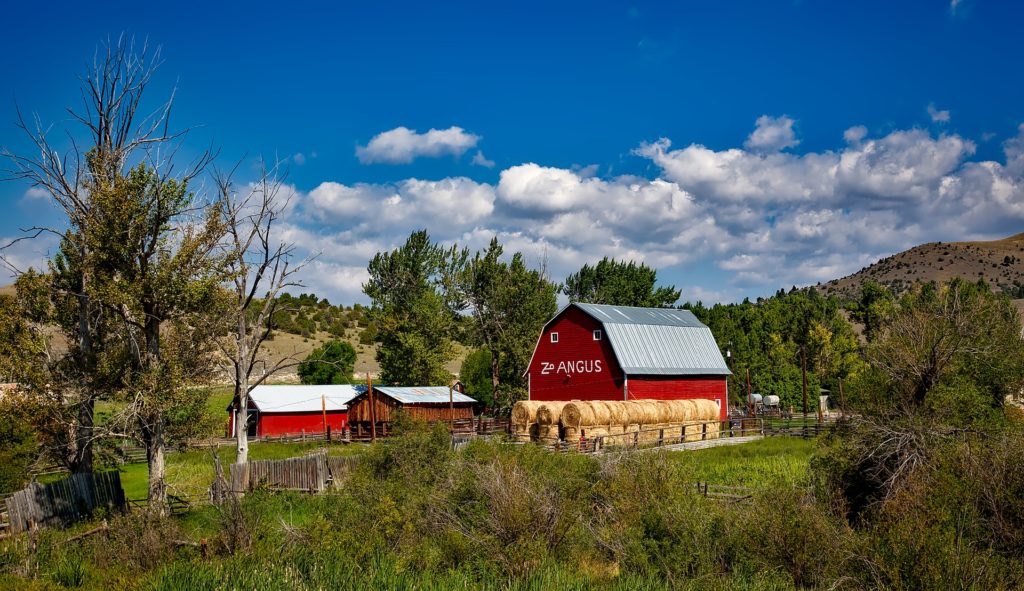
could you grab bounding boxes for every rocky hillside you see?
[819,233,1024,300]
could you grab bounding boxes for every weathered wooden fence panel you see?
[229,453,362,494]
[326,456,359,487]
[4,471,126,533]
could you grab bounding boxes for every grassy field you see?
[115,435,810,507]
[680,436,813,488]
[0,430,830,591]
[118,440,367,502]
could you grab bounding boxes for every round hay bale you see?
[693,399,720,421]
[590,401,613,426]
[638,401,661,424]
[563,426,580,441]
[537,424,558,443]
[606,401,629,426]
[656,401,677,423]
[675,399,698,422]
[536,402,569,425]
[622,401,646,425]
[562,402,597,428]
[512,401,546,426]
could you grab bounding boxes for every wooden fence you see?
[4,471,126,534]
[536,419,765,454]
[228,454,359,494]
[762,417,836,438]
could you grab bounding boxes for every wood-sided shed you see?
[346,385,476,431]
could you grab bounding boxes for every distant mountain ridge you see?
[819,233,1024,300]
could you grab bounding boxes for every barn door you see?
[246,410,259,437]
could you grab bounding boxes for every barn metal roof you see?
[247,384,365,413]
[372,386,476,404]
[574,303,731,376]
[574,303,705,327]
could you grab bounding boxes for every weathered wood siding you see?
[347,391,474,423]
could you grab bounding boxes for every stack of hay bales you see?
[511,401,547,442]
[513,398,721,445]
[535,401,570,443]
[561,399,721,445]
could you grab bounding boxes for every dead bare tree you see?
[0,36,178,473]
[214,161,314,464]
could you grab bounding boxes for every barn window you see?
[593,329,602,341]
[550,332,559,343]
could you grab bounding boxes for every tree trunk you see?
[489,348,501,406]
[142,309,168,515]
[235,372,250,465]
[143,415,168,516]
[71,396,95,473]
[72,266,95,473]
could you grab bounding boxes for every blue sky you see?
[2,0,1023,303]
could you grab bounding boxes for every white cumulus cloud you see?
[249,116,1024,306]
[355,126,481,164]
[744,115,800,152]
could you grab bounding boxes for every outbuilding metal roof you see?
[372,386,476,405]
[247,384,365,413]
[573,303,731,376]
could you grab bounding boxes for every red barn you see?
[227,384,363,437]
[526,303,731,420]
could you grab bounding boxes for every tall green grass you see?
[680,437,813,487]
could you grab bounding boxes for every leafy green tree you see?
[848,280,895,342]
[459,349,495,409]
[363,230,463,385]
[457,237,558,411]
[85,159,225,514]
[815,279,1024,522]
[682,287,861,410]
[562,257,680,307]
[868,279,1024,410]
[0,402,37,495]
[298,340,357,384]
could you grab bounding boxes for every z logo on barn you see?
[541,360,602,375]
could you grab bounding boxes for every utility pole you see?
[746,368,753,416]
[321,393,328,439]
[839,378,846,418]
[800,346,808,419]
[449,382,455,433]
[367,373,377,443]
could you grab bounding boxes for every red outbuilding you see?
[227,384,364,438]
[526,303,731,420]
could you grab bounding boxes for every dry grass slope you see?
[819,232,1024,300]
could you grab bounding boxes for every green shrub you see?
[297,339,356,384]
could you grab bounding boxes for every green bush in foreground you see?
[3,419,1024,590]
